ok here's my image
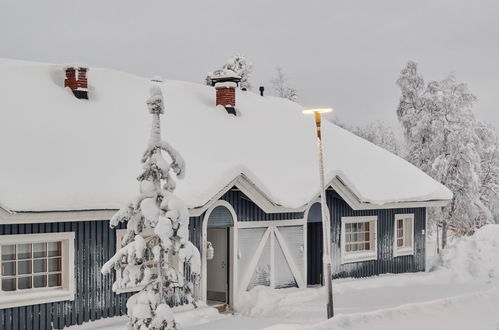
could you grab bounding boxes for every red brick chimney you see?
[64,65,88,99]
[216,83,237,108]
[209,69,241,115]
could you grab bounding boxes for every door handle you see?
[221,261,226,269]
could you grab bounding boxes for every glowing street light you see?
[303,106,334,319]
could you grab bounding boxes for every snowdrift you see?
[431,224,499,282]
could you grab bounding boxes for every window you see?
[115,229,180,294]
[0,232,75,308]
[393,214,414,257]
[341,216,377,264]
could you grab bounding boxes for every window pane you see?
[48,273,62,287]
[17,244,32,259]
[2,262,16,276]
[345,223,351,232]
[18,260,32,275]
[33,259,47,273]
[397,238,403,247]
[18,276,32,290]
[364,231,370,241]
[345,233,351,243]
[365,242,370,250]
[48,242,62,257]
[34,275,47,288]
[2,278,16,291]
[346,244,351,252]
[48,258,62,272]
[33,243,47,258]
[2,245,16,261]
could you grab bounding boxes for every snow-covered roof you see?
[0,59,452,213]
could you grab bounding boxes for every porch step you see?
[214,304,232,314]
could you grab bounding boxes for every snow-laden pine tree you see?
[270,66,298,102]
[102,85,200,330]
[223,55,253,90]
[395,61,496,247]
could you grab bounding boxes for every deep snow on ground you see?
[71,225,499,330]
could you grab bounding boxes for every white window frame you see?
[0,232,75,309]
[115,229,182,294]
[340,216,378,264]
[393,214,415,257]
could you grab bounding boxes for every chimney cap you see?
[208,69,241,86]
[62,63,89,71]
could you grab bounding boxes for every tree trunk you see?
[441,221,448,249]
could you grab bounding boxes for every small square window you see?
[341,217,377,264]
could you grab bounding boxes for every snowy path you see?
[70,225,499,329]
[68,273,497,330]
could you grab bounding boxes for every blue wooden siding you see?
[0,220,131,330]
[219,189,304,221]
[0,187,427,329]
[326,190,426,278]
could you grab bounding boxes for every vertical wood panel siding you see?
[219,189,304,221]
[0,220,131,330]
[326,190,426,279]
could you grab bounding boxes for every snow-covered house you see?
[0,59,452,329]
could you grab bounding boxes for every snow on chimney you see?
[208,69,241,115]
[64,65,88,99]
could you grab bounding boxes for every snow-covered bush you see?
[101,85,200,330]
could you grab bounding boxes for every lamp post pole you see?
[313,111,334,319]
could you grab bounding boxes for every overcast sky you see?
[1,0,498,129]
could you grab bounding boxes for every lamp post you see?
[303,107,334,319]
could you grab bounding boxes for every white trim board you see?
[201,200,239,305]
[1,174,450,224]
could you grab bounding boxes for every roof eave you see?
[330,176,451,210]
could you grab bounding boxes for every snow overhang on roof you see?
[0,58,452,220]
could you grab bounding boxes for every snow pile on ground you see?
[265,289,499,330]
[235,226,499,329]
[431,224,499,282]
[66,305,224,330]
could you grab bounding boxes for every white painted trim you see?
[0,175,449,225]
[393,214,415,257]
[201,200,238,305]
[340,216,378,264]
[274,227,305,288]
[0,232,75,309]
[190,174,306,217]
[0,209,116,224]
[330,177,450,210]
[270,230,276,288]
[237,219,305,228]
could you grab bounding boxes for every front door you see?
[207,228,229,303]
